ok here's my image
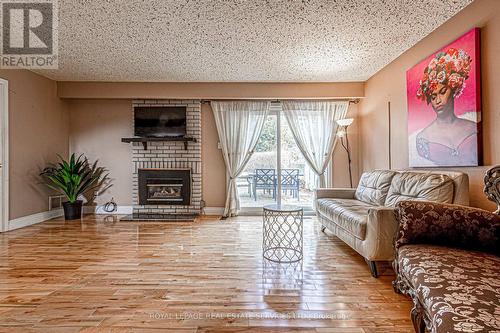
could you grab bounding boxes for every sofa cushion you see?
[398,245,500,333]
[385,172,453,207]
[316,198,374,240]
[354,170,397,206]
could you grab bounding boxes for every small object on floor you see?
[103,198,117,213]
[120,213,198,222]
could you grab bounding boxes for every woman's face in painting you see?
[430,83,453,114]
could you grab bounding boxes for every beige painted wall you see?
[359,0,500,210]
[201,103,226,207]
[68,100,133,206]
[332,104,360,188]
[0,69,69,220]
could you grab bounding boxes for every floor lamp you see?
[336,118,354,188]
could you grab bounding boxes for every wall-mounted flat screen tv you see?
[134,106,187,138]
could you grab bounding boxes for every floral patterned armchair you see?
[392,201,500,333]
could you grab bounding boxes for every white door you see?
[0,78,8,232]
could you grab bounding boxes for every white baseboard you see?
[203,207,224,215]
[83,205,133,215]
[8,208,63,231]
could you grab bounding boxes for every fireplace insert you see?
[138,169,191,205]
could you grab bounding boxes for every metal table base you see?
[262,205,303,263]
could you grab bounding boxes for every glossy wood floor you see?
[0,215,413,332]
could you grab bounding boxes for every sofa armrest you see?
[395,201,500,255]
[315,188,356,200]
[363,207,399,260]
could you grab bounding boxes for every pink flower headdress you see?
[417,48,472,103]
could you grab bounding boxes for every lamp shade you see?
[336,118,354,127]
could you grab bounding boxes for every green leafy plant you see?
[40,153,110,203]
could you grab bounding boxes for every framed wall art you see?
[407,28,481,167]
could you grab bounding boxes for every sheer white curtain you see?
[211,101,270,217]
[282,100,349,188]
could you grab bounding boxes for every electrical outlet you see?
[217,142,222,150]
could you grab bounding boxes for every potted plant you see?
[41,154,110,220]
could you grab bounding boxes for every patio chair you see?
[281,169,300,199]
[253,168,276,201]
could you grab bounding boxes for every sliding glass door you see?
[238,103,322,211]
[238,112,278,208]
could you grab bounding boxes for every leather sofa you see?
[315,169,469,277]
[393,201,499,333]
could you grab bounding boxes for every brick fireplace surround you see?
[130,99,202,216]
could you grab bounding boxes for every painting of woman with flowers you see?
[407,28,481,167]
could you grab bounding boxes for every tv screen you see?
[134,106,187,138]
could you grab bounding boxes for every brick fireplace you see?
[129,99,202,217]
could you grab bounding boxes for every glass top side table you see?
[262,204,304,263]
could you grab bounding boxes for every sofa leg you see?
[411,304,426,333]
[367,260,378,278]
[321,225,326,232]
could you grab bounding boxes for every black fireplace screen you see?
[138,169,191,205]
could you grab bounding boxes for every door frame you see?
[0,78,9,232]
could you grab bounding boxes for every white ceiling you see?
[35,0,473,82]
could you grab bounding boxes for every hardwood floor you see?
[0,215,413,332]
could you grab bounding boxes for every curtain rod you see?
[200,98,360,104]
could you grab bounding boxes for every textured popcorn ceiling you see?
[36,0,473,82]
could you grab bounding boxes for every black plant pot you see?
[62,200,83,220]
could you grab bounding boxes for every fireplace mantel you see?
[122,137,197,150]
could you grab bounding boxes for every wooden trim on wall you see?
[57,82,365,100]
[0,78,9,232]
[388,101,392,170]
